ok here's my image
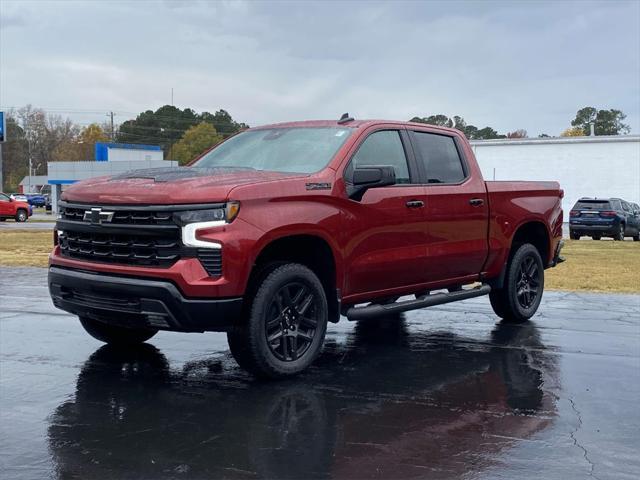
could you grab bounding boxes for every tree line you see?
[1,105,248,191]
[409,107,629,140]
[1,104,631,192]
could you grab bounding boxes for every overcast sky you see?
[1,0,639,136]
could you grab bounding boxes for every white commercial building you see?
[470,135,640,213]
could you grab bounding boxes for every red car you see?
[0,192,32,222]
[48,116,564,378]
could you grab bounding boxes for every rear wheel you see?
[228,263,328,379]
[614,224,625,241]
[570,231,580,240]
[592,235,601,240]
[633,234,639,242]
[79,317,157,345]
[15,209,27,222]
[489,243,544,323]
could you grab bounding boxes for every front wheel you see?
[79,317,157,345]
[15,209,28,222]
[228,263,328,379]
[489,243,545,323]
[570,231,580,240]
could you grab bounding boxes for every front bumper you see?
[48,267,242,332]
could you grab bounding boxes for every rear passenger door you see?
[408,129,489,283]
[342,128,429,296]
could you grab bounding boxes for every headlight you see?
[175,202,240,248]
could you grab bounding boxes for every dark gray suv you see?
[569,197,640,241]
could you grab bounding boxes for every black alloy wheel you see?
[227,263,328,378]
[265,282,320,362]
[489,243,545,323]
[515,254,541,310]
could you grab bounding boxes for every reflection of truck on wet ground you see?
[48,321,555,479]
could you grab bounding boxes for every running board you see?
[345,284,492,321]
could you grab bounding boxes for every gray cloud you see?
[1,0,638,136]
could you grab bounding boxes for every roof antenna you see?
[337,112,354,124]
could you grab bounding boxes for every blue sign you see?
[0,111,5,143]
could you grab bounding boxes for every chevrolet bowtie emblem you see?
[83,208,115,225]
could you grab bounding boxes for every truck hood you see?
[61,167,304,204]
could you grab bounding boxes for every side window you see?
[621,201,631,212]
[412,132,466,184]
[350,130,411,184]
[0,193,9,202]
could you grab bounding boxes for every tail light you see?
[600,211,617,217]
[570,210,580,217]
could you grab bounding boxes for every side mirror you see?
[348,165,396,200]
[9,197,14,202]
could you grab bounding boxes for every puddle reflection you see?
[48,319,557,479]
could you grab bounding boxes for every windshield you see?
[194,127,352,174]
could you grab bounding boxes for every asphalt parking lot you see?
[1,267,638,480]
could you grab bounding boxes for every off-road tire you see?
[79,317,157,345]
[489,243,544,323]
[15,209,28,222]
[227,263,328,379]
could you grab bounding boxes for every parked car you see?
[569,197,640,241]
[26,193,48,207]
[0,192,32,222]
[48,116,564,378]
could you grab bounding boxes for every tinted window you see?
[350,130,411,184]
[412,132,465,184]
[621,201,631,212]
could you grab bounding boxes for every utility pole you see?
[107,111,116,141]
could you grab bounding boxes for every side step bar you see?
[345,284,492,321]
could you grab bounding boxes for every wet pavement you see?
[1,267,639,480]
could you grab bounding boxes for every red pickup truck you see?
[0,192,32,222]
[49,117,564,378]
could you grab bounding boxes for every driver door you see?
[341,128,429,298]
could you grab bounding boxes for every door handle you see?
[405,200,424,209]
[469,198,484,207]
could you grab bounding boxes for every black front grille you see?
[197,249,223,276]
[57,202,224,275]
[59,205,174,225]
[59,230,180,267]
